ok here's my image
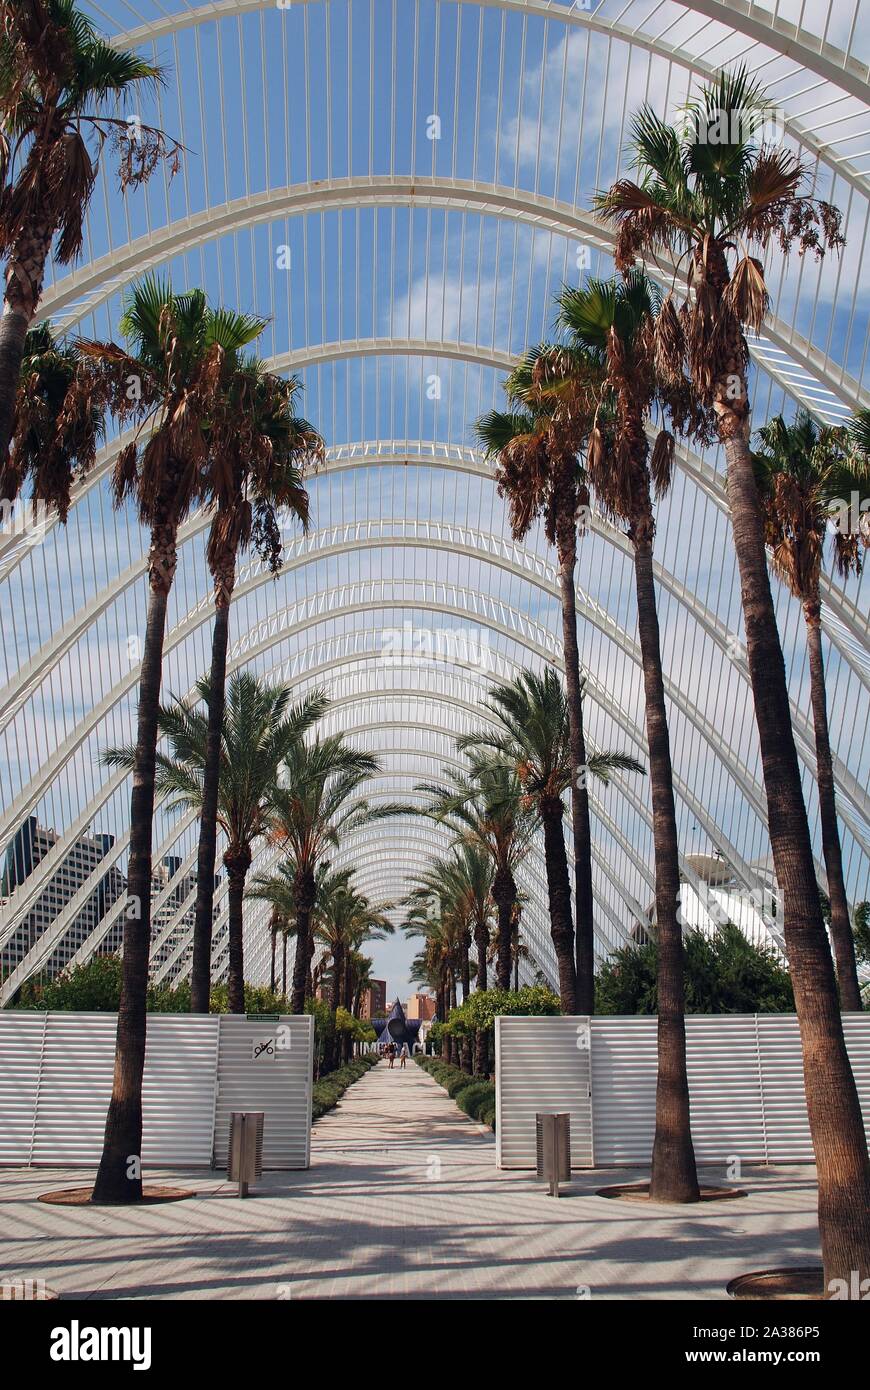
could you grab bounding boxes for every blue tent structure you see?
[373,999,422,1050]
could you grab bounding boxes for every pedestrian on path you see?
[399,1042,409,1069]
[387,1042,396,1069]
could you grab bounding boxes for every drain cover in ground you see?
[727,1267,824,1300]
[595,1182,747,1203]
[38,1186,194,1206]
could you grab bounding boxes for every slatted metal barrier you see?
[495,1013,870,1170]
[0,1011,313,1169]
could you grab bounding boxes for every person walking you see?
[387,1042,396,1069]
[399,1042,409,1069]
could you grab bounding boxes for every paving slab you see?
[0,1060,822,1299]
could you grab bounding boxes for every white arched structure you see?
[1,0,868,1002]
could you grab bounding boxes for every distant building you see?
[405,991,436,1020]
[0,816,125,980]
[360,978,387,1019]
[148,856,199,979]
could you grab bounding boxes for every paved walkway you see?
[0,1061,821,1299]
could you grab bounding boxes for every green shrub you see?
[455,1081,495,1119]
[444,1069,477,1098]
[311,1054,377,1120]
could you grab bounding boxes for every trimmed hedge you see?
[312,1054,378,1120]
[415,1054,496,1131]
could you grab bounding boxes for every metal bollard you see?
[228,1111,264,1197]
[536,1112,571,1197]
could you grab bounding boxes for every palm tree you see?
[416,758,536,991]
[405,851,484,1072]
[311,868,393,1068]
[596,66,870,1278]
[753,412,869,1012]
[548,269,700,1200]
[268,733,402,1014]
[0,1,180,461]
[476,358,599,1012]
[188,362,321,1013]
[2,323,106,528]
[460,667,644,1013]
[403,909,463,1063]
[86,281,269,1204]
[104,673,327,1015]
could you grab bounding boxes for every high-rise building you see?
[405,991,436,1021]
[359,978,387,1019]
[0,816,125,979]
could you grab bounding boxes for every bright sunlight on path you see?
[0,1061,823,1300]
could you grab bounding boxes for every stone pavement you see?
[0,1060,822,1299]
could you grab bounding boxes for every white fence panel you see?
[495,1016,593,1169]
[496,1014,870,1170]
[0,1012,46,1164]
[0,1012,314,1170]
[213,1015,313,1170]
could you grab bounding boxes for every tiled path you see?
[0,1061,821,1299]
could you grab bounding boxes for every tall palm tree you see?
[402,908,463,1063]
[753,412,869,1012]
[0,1,180,461]
[416,758,536,991]
[460,667,644,1013]
[311,868,393,1068]
[2,323,106,529]
[476,358,599,1012]
[549,269,700,1201]
[104,674,327,1015]
[268,733,402,1014]
[85,281,267,1204]
[596,67,870,1279]
[189,362,321,1013]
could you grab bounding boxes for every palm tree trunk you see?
[804,606,862,1012]
[556,498,596,1015]
[282,932,288,997]
[492,867,516,990]
[190,594,232,1011]
[634,534,700,1203]
[224,843,251,1015]
[474,925,488,994]
[474,1028,487,1076]
[93,571,172,1203]
[269,913,277,993]
[290,868,316,1014]
[460,934,471,1002]
[0,225,53,463]
[538,797,578,1013]
[721,403,870,1286]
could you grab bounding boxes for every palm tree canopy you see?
[101,672,329,852]
[416,756,537,877]
[268,733,404,876]
[0,1,180,266]
[458,667,645,806]
[752,411,870,593]
[2,323,106,518]
[593,66,844,420]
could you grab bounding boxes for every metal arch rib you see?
[3,508,867,866]
[3,422,865,678]
[111,0,869,188]
[0,582,782,992]
[39,179,868,418]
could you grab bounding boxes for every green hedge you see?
[415,1054,495,1131]
[311,1055,378,1120]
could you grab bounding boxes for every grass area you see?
[312,1055,379,1120]
[415,1054,496,1130]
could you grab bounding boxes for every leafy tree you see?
[595,924,794,1015]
